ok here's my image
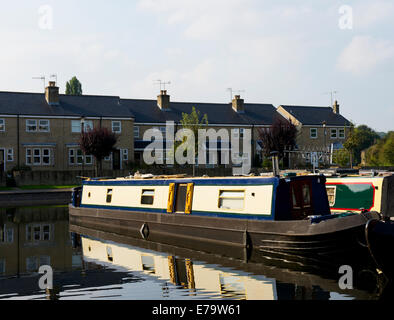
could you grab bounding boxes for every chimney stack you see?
[232,95,244,113]
[45,81,59,105]
[333,100,340,114]
[157,90,170,110]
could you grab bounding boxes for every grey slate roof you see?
[279,105,351,126]
[0,92,134,118]
[121,99,283,125]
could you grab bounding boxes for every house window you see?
[330,128,338,139]
[25,148,52,166]
[6,149,13,162]
[310,128,318,139]
[26,224,52,242]
[122,149,129,161]
[26,256,51,272]
[0,119,5,132]
[39,120,50,132]
[26,119,50,132]
[69,148,93,165]
[26,149,32,165]
[0,226,14,243]
[240,128,245,138]
[339,129,345,139]
[71,120,93,133]
[134,126,140,139]
[218,190,245,210]
[112,121,121,133]
[26,120,37,132]
[141,189,155,205]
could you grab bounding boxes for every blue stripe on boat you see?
[79,204,274,220]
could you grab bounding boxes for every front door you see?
[112,150,121,170]
[0,150,4,173]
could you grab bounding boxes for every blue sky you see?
[0,0,393,131]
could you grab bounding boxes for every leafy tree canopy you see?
[66,76,83,95]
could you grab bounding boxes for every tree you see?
[66,76,83,95]
[79,127,117,176]
[258,118,297,167]
[364,131,394,166]
[178,106,208,176]
[344,124,380,166]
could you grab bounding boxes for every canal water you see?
[0,206,393,300]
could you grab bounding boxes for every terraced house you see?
[277,101,352,164]
[0,82,353,173]
[122,90,285,167]
[0,82,135,173]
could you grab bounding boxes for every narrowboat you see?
[325,174,394,218]
[69,173,389,269]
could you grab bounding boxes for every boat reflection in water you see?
[1,206,392,300]
[71,225,393,300]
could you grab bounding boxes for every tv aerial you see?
[227,88,245,101]
[155,80,171,91]
[32,76,46,89]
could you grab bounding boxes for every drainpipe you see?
[17,115,20,168]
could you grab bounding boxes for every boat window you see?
[302,184,311,208]
[326,186,336,207]
[219,190,245,210]
[291,187,301,209]
[141,189,155,205]
[106,189,113,203]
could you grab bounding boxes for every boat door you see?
[289,179,314,219]
[167,183,194,214]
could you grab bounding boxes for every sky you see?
[0,0,393,132]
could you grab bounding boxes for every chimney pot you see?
[232,95,244,113]
[333,100,340,114]
[45,82,59,105]
[157,90,170,110]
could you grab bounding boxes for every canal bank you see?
[0,188,72,207]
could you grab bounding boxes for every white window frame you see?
[26,148,53,166]
[26,149,32,165]
[71,120,93,133]
[33,148,41,165]
[330,128,338,139]
[68,148,93,166]
[38,119,50,132]
[134,126,140,139]
[0,119,5,132]
[112,121,122,134]
[310,128,318,139]
[26,119,37,132]
[26,224,52,242]
[6,148,13,162]
[339,128,345,139]
[122,149,129,161]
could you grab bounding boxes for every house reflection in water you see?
[0,206,80,278]
[81,236,284,300]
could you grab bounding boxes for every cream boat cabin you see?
[81,176,279,220]
[69,173,393,275]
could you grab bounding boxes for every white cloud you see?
[337,35,394,75]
